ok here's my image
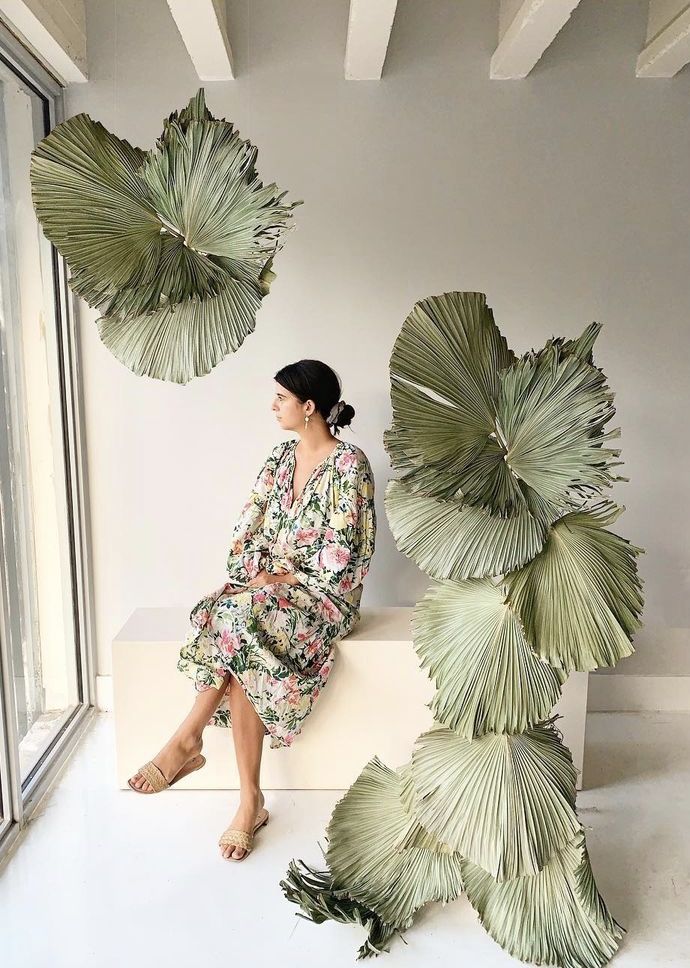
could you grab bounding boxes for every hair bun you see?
[331,400,355,432]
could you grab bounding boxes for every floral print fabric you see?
[176,438,377,749]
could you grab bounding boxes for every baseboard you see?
[587,675,690,712]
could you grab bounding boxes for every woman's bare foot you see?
[128,733,203,792]
[220,789,266,860]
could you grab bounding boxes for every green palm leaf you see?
[496,345,621,507]
[410,719,580,880]
[30,88,299,383]
[412,579,566,738]
[325,756,464,928]
[506,501,645,672]
[384,291,515,504]
[384,479,548,580]
[29,113,162,308]
[280,858,404,960]
[462,828,624,968]
[96,273,263,383]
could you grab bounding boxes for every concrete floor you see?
[0,710,688,967]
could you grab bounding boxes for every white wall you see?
[64,0,690,680]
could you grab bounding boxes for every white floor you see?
[0,711,688,968]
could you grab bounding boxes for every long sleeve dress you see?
[176,437,377,749]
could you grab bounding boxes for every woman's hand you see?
[245,568,299,588]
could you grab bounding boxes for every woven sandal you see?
[219,807,270,860]
[128,753,206,794]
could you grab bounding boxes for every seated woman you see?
[127,359,377,862]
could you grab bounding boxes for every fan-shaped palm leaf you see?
[384,291,516,505]
[495,345,621,507]
[506,501,645,673]
[30,88,299,383]
[461,828,624,968]
[412,579,566,738]
[325,756,464,928]
[409,719,580,880]
[384,479,549,580]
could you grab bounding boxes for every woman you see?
[127,359,377,863]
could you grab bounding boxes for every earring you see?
[304,414,310,428]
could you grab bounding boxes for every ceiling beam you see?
[637,0,690,77]
[166,0,234,81]
[490,0,584,79]
[0,0,87,83]
[344,0,398,80]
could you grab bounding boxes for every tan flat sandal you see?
[219,807,270,860]
[128,753,206,794]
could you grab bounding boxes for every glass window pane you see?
[0,60,82,788]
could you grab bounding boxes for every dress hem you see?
[176,654,292,750]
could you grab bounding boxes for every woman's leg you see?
[220,673,267,860]
[129,672,232,792]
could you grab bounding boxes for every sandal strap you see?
[219,827,254,851]
[137,761,169,793]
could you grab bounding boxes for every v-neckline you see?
[287,439,344,512]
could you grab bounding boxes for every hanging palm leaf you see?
[412,578,566,737]
[30,88,299,383]
[461,829,625,968]
[506,501,645,673]
[409,718,580,881]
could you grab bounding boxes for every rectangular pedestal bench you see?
[112,606,588,790]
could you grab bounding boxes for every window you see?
[0,21,95,862]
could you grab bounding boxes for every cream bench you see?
[112,606,588,791]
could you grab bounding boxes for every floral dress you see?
[177,438,377,749]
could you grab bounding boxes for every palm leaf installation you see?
[280,291,645,966]
[29,88,299,383]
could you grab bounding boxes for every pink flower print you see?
[322,598,343,623]
[321,544,351,571]
[336,450,357,472]
[219,629,241,657]
[261,467,275,488]
[253,590,267,603]
[278,596,291,609]
[277,464,289,486]
[325,527,336,541]
[313,686,320,700]
[339,576,354,593]
[295,527,320,545]
[193,607,210,628]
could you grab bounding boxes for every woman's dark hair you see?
[274,359,355,435]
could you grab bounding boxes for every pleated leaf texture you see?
[412,578,566,738]
[282,291,643,964]
[324,756,464,929]
[461,829,625,968]
[29,88,300,383]
[409,718,581,881]
[506,501,645,673]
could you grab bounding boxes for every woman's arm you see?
[225,443,285,586]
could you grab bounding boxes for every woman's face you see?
[272,382,312,430]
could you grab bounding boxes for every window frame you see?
[0,18,97,869]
